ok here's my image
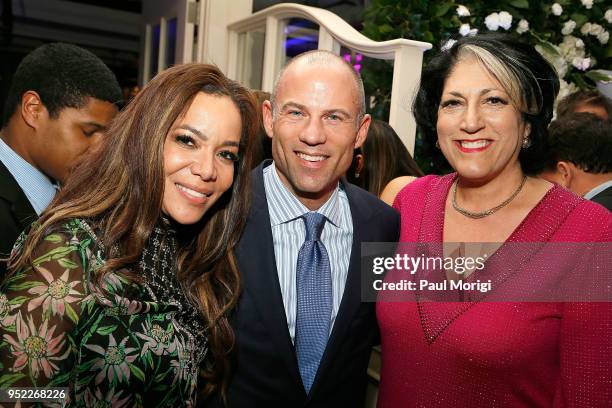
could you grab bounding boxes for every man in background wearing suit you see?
[0,43,121,276]
[540,113,612,210]
[211,50,400,406]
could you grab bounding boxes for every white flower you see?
[456,5,470,17]
[581,22,592,35]
[555,79,579,114]
[469,28,478,36]
[560,35,586,62]
[576,38,585,48]
[516,19,529,34]
[485,13,500,31]
[605,9,612,24]
[589,23,604,36]
[441,39,457,51]
[535,44,568,78]
[552,3,563,16]
[598,31,610,44]
[572,56,591,71]
[581,0,593,9]
[498,11,513,30]
[554,57,569,78]
[561,20,576,35]
[459,24,471,36]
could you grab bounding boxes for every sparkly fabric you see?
[295,212,332,394]
[139,221,209,367]
[377,174,612,408]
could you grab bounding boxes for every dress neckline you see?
[430,174,559,244]
[415,175,578,344]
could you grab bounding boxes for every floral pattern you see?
[3,313,68,379]
[0,219,204,407]
[86,334,139,385]
[27,267,82,319]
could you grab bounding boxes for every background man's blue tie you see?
[295,212,332,394]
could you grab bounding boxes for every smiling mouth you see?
[175,183,212,199]
[455,139,492,152]
[296,152,328,162]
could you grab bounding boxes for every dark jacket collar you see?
[0,160,36,229]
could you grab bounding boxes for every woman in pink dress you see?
[377,33,611,407]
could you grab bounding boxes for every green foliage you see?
[361,0,611,173]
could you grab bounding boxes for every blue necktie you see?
[295,212,332,394]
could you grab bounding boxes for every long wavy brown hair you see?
[8,63,258,397]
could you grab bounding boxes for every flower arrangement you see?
[361,0,611,172]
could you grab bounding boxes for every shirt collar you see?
[265,162,343,227]
[0,137,57,215]
[584,179,612,200]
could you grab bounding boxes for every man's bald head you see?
[270,50,366,120]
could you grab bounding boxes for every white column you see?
[197,0,253,73]
[318,27,340,55]
[389,45,425,155]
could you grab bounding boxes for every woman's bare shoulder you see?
[380,176,418,206]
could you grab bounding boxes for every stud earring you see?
[522,137,531,149]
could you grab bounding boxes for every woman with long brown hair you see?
[0,63,257,406]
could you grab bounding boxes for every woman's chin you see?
[452,164,495,183]
[162,210,206,226]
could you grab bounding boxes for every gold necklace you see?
[452,175,527,219]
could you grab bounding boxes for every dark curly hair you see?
[413,33,559,175]
[2,42,122,126]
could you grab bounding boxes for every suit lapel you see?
[236,162,303,389]
[310,181,373,395]
[0,161,37,230]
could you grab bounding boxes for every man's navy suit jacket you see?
[0,161,37,278]
[207,161,400,407]
[591,185,612,211]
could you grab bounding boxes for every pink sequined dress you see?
[376,174,612,408]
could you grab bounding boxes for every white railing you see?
[226,2,431,154]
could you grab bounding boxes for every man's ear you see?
[556,161,573,189]
[20,91,46,130]
[262,100,274,139]
[354,113,371,149]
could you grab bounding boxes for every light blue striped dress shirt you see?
[263,162,353,343]
[0,137,56,215]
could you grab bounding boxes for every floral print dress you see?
[0,219,208,407]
